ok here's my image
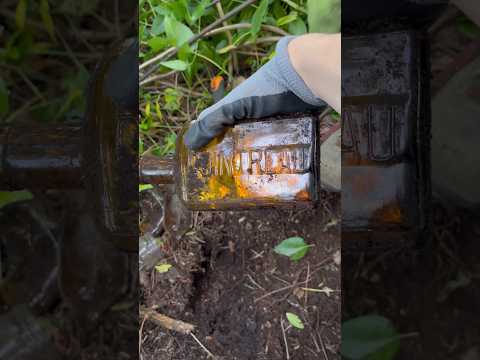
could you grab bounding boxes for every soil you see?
[342,202,480,359]
[140,192,341,360]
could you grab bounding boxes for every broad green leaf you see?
[164,16,194,48]
[288,18,307,35]
[0,78,9,117]
[191,0,210,22]
[160,59,188,71]
[341,315,401,360]
[155,264,172,273]
[15,0,27,30]
[250,0,269,38]
[274,237,311,261]
[151,16,164,36]
[272,1,287,19]
[277,12,298,27]
[153,5,169,16]
[286,312,304,329]
[139,184,153,192]
[40,0,56,41]
[147,36,169,52]
[0,191,33,209]
[307,0,341,33]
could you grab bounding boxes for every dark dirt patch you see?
[140,193,341,360]
[342,202,480,359]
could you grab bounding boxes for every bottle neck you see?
[139,155,175,184]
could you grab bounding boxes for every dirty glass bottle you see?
[342,30,431,249]
[142,114,322,211]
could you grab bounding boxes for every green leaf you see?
[288,18,307,35]
[277,12,298,26]
[250,0,269,38]
[307,0,341,33]
[15,0,27,31]
[286,312,304,330]
[274,237,311,261]
[0,78,9,117]
[191,0,210,22]
[139,184,153,192]
[40,0,56,41]
[341,315,401,360]
[151,16,164,36]
[147,36,169,52]
[0,191,33,209]
[164,16,194,48]
[160,59,188,71]
[155,264,172,273]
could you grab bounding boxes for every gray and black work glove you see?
[184,36,327,150]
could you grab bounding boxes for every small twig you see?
[139,307,195,334]
[204,23,289,37]
[317,328,329,360]
[190,332,216,359]
[138,311,148,355]
[240,36,283,48]
[318,106,334,121]
[140,70,178,87]
[280,0,308,14]
[215,1,237,76]
[281,317,290,360]
[305,262,310,307]
[140,0,258,79]
[255,278,309,303]
[3,95,40,123]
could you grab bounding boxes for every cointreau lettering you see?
[190,145,310,176]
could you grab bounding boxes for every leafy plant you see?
[307,0,341,33]
[274,236,312,261]
[341,315,402,360]
[286,312,304,329]
[139,0,312,159]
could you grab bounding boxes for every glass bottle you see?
[174,115,321,210]
[342,30,431,247]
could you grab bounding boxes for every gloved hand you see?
[183,36,327,150]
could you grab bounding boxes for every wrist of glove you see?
[184,36,327,150]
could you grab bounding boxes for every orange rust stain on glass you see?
[372,202,403,224]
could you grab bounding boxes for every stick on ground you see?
[140,307,195,334]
